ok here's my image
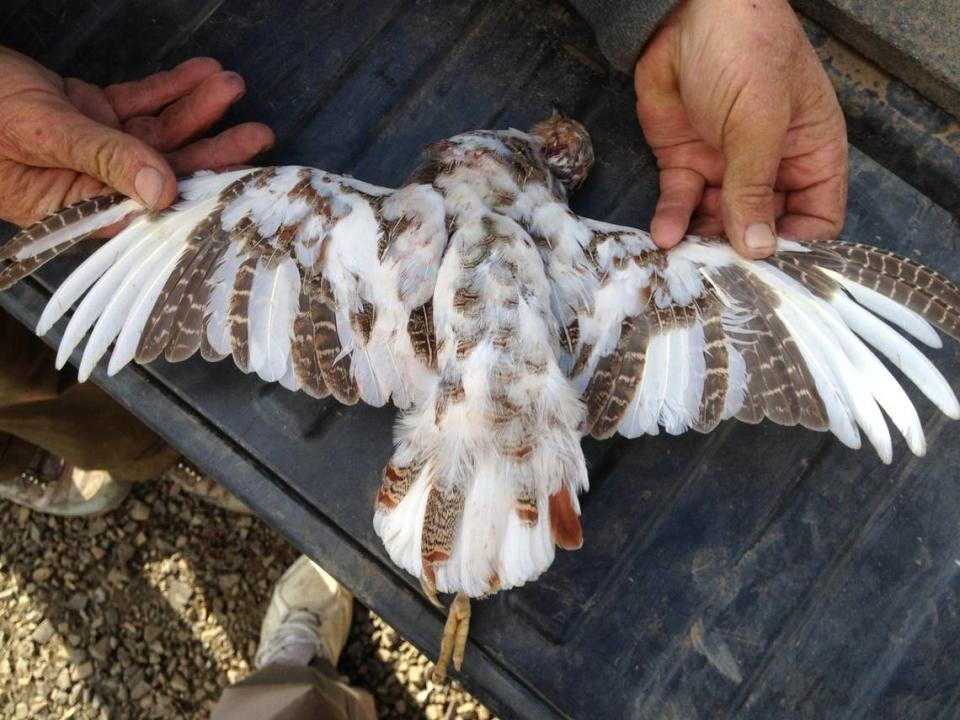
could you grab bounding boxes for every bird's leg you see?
[432,591,471,683]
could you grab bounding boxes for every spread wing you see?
[0,167,448,409]
[569,218,960,462]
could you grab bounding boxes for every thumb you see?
[28,106,177,209]
[720,100,789,259]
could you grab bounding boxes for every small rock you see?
[31,619,55,644]
[31,567,52,583]
[55,667,72,690]
[218,573,241,592]
[170,674,189,693]
[407,665,424,685]
[167,580,193,610]
[130,680,152,701]
[130,501,151,522]
[143,625,162,643]
[59,646,87,665]
[90,637,112,663]
[66,593,88,612]
[71,662,94,682]
[425,705,442,720]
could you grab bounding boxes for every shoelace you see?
[255,609,332,669]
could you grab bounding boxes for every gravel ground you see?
[0,478,494,719]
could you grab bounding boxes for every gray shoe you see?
[255,555,353,669]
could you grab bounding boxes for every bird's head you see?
[529,110,594,190]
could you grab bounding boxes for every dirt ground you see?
[0,478,494,719]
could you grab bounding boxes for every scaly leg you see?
[432,591,471,683]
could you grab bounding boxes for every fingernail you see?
[744,223,776,253]
[135,166,164,209]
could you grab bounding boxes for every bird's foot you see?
[432,591,471,683]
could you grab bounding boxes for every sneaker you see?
[255,555,353,669]
[0,448,130,517]
[162,459,250,514]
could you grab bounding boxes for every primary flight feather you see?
[3,115,960,680]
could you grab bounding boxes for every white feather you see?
[620,332,669,437]
[744,265,867,452]
[660,328,689,434]
[818,296,926,456]
[55,223,164,370]
[37,220,147,335]
[107,236,191,375]
[79,232,184,381]
[820,268,942,349]
[248,257,300,382]
[374,463,432,580]
[204,244,245,357]
[722,339,747,419]
[831,292,960,420]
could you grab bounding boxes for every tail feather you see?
[374,365,589,598]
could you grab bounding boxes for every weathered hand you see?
[0,47,274,226]
[635,0,848,258]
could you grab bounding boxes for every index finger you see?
[104,57,224,120]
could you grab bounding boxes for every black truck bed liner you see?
[2,2,959,717]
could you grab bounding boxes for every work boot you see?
[255,555,353,669]
[0,447,130,516]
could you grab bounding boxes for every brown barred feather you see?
[420,484,465,581]
[136,239,207,361]
[138,216,228,362]
[822,241,960,309]
[165,239,228,363]
[291,283,328,399]
[763,254,837,300]
[806,243,960,340]
[710,265,829,431]
[590,314,651,439]
[514,487,539,525]
[407,300,437,370]
[376,458,425,512]
[0,238,85,291]
[0,194,127,263]
[308,276,358,405]
[711,266,800,425]
[227,256,259,372]
[582,344,625,432]
[350,300,376,344]
[692,292,729,433]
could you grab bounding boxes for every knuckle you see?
[728,182,775,209]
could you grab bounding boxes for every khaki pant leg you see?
[0,310,178,480]
[210,665,377,720]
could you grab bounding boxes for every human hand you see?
[635,0,848,258]
[0,47,274,227]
